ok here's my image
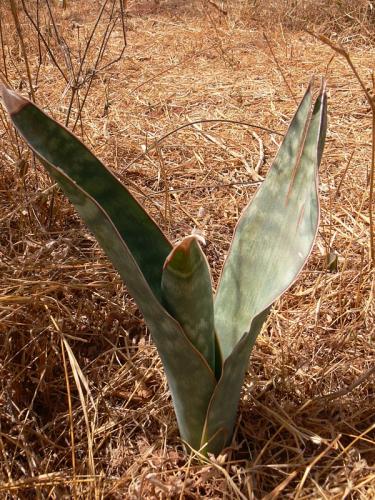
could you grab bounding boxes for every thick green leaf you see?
[55,167,217,449]
[161,235,216,373]
[202,85,327,455]
[1,86,217,450]
[214,84,327,360]
[0,86,170,301]
[201,308,269,455]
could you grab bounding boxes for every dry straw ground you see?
[0,0,374,498]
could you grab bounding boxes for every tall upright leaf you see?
[214,84,327,361]
[202,86,327,454]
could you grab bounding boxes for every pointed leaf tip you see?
[0,85,28,114]
[163,235,205,273]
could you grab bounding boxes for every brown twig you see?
[0,10,8,82]
[307,30,375,264]
[318,365,375,401]
[9,0,35,101]
[125,119,282,171]
[335,149,355,198]
[263,32,298,105]
[20,0,68,83]
[206,0,227,16]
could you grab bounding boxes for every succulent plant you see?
[1,82,327,456]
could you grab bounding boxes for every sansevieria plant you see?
[1,82,327,456]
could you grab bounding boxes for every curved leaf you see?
[55,167,217,448]
[214,84,327,360]
[161,235,216,373]
[0,86,170,300]
[1,86,217,450]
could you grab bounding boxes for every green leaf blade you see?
[215,84,327,360]
[0,86,171,300]
[161,235,216,373]
[201,309,269,455]
[38,158,217,452]
[1,86,217,451]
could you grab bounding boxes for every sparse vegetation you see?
[0,0,374,498]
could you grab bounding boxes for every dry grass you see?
[0,0,374,498]
[242,0,375,37]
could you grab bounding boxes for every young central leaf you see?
[161,236,216,372]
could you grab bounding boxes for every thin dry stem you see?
[307,30,375,264]
[9,0,35,101]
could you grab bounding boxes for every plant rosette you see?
[1,82,327,456]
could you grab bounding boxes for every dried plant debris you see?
[0,1,374,498]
